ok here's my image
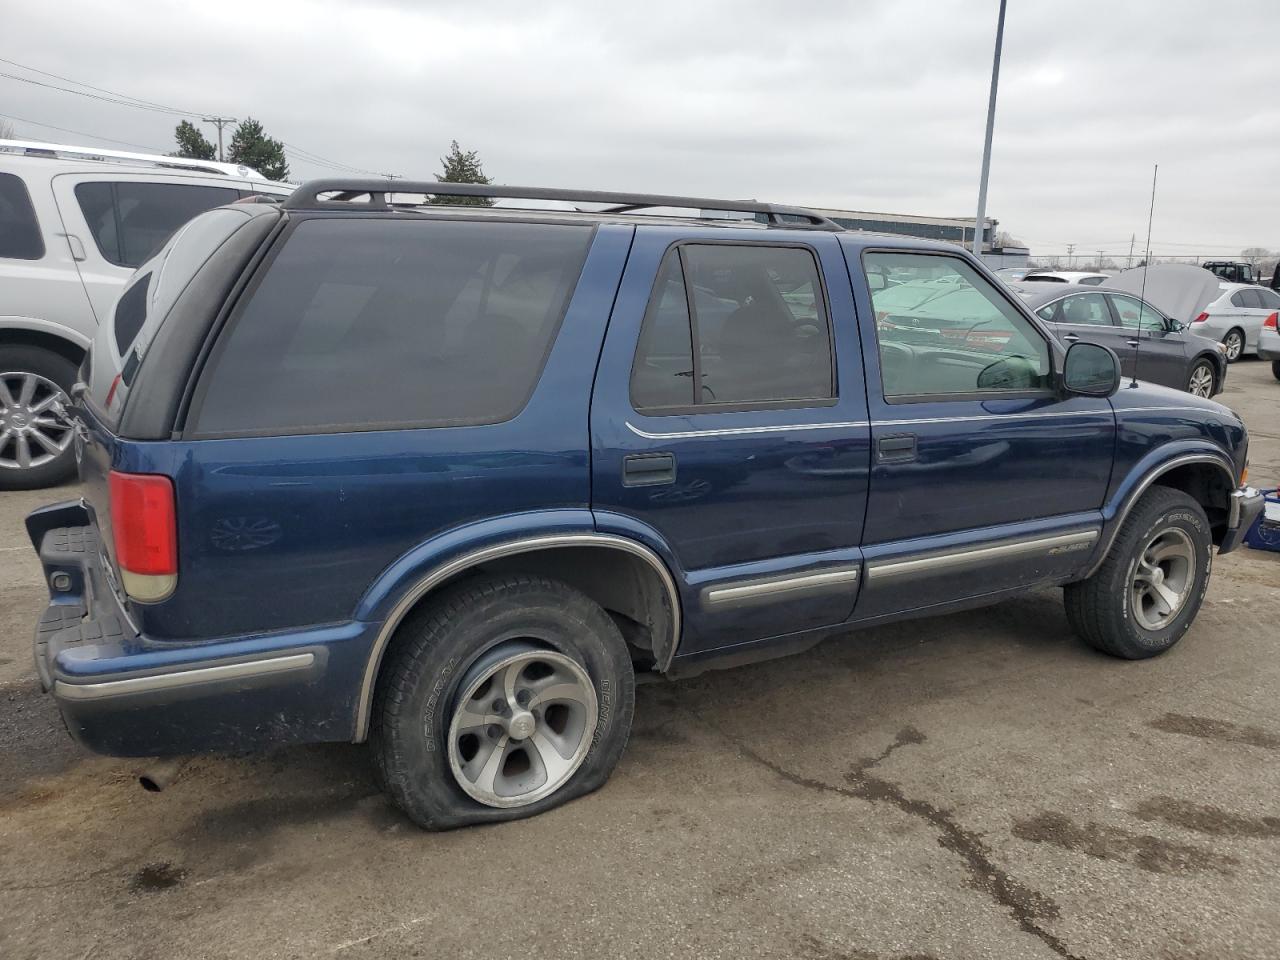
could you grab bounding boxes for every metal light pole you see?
[972,0,1008,257]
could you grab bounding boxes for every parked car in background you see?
[0,140,293,489]
[994,266,1032,282]
[26,180,1261,829]
[1012,283,1228,397]
[1189,284,1280,362]
[1022,270,1110,285]
[1202,261,1258,285]
[1257,310,1280,380]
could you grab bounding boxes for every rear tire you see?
[1272,360,1280,381]
[1222,328,1245,363]
[370,575,635,830]
[0,346,79,490]
[1064,487,1211,659]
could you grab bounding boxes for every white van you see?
[0,140,293,488]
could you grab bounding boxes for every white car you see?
[1189,283,1280,363]
[1257,310,1280,380]
[1022,270,1111,285]
[0,140,293,487]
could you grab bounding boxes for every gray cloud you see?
[4,0,1277,258]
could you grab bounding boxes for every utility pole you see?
[972,0,1007,258]
[201,117,234,162]
[1097,249,1104,270]
[1127,233,1135,269]
[1066,243,1075,268]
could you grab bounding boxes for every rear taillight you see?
[108,470,177,602]
[1265,312,1278,331]
[1192,312,1210,323]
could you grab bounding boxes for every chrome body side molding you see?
[702,566,860,607]
[352,533,682,742]
[54,652,316,701]
[866,530,1099,582]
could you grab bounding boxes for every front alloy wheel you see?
[1130,528,1195,631]
[1187,362,1215,398]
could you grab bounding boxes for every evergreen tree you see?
[433,140,493,206]
[227,118,290,181]
[172,120,216,161]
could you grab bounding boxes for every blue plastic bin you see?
[1244,489,1280,553]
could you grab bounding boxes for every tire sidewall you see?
[1114,502,1211,656]
[380,580,634,829]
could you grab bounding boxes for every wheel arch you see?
[353,532,682,742]
[1088,451,1237,577]
[0,322,89,368]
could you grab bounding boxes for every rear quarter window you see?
[0,172,44,260]
[189,217,593,436]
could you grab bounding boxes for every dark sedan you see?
[1010,283,1228,397]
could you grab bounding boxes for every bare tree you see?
[0,119,15,139]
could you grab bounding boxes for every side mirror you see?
[1062,342,1121,397]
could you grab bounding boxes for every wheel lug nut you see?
[487,725,502,739]
[515,689,531,706]
[491,698,507,713]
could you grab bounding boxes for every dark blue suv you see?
[28,181,1263,829]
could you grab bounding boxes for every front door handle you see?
[877,434,917,464]
[1126,339,1140,347]
[1061,333,1080,343]
[623,452,676,487]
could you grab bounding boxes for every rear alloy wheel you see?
[371,575,635,830]
[0,347,79,490]
[1222,328,1245,363]
[1186,360,1215,398]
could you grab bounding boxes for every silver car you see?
[1189,283,1280,362]
[1257,310,1280,381]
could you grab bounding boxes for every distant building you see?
[804,206,1030,270]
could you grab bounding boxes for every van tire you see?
[1064,487,1211,660]
[370,575,635,830]
[0,345,78,490]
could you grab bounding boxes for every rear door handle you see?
[623,453,676,486]
[61,233,87,262]
[877,434,917,463]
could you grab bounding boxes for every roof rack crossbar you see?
[283,179,841,230]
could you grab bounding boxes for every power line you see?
[0,110,168,152]
[0,56,393,178]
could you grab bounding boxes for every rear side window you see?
[75,181,239,268]
[1257,288,1280,309]
[191,217,593,436]
[113,273,152,353]
[630,244,834,411]
[0,172,44,260]
[1229,290,1253,308]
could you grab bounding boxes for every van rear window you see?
[190,217,593,436]
[0,172,44,260]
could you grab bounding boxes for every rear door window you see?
[190,217,593,436]
[0,172,44,260]
[630,243,834,410]
[75,181,239,268]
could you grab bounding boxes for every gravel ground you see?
[2,360,1277,960]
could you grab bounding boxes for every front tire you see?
[1272,360,1280,381]
[0,346,79,490]
[370,575,635,830]
[1064,487,1212,659]
[1222,328,1245,363]
[1186,359,1215,397]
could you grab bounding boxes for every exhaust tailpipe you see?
[138,758,189,793]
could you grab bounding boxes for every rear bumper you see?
[27,501,375,757]
[1220,486,1265,555]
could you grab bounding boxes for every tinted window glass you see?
[631,251,695,410]
[0,173,44,260]
[682,244,833,405]
[113,273,151,354]
[1057,293,1113,326]
[193,217,592,435]
[1257,288,1280,309]
[1229,291,1251,308]
[865,252,1051,398]
[1078,276,1106,285]
[1108,295,1165,331]
[75,181,239,268]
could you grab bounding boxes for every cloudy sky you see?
[4,0,1277,260]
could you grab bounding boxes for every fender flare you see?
[0,316,92,351]
[1085,450,1237,577]
[351,521,682,742]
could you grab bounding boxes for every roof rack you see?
[283,179,842,231]
[0,138,269,180]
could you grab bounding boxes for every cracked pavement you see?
[2,360,1279,960]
